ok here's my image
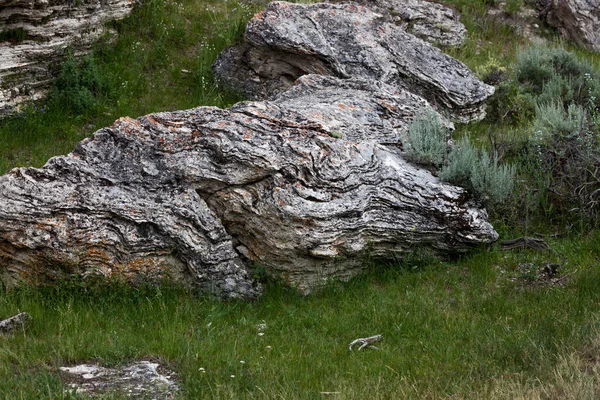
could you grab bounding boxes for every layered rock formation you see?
[0,0,134,113]
[214,2,494,123]
[538,0,600,52]
[0,75,498,298]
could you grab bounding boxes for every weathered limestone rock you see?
[213,2,494,123]
[538,0,600,52]
[0,312,30,334]
[0,0,134,113]
[0,75,498,296]
[327,0,467,48]
[61,361,179,399]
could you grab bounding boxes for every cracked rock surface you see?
[0,75,498,296]
[213,1,494,122]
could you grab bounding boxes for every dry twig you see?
[348,334,383,351]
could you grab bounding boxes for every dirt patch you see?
[496,262,573,289]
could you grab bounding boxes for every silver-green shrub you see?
[401,110,448,167]
[439,136,477,188]
[533,103,587,140]
[470,149,515,203]
[527,101,599,223]
[516,45,594,93]
[439,136,515,204]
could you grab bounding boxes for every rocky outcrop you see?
[0,0,134,113]
[213,2,494,123]
[0,75,498,297]
[327,0,467,48]
[538,0,600,52]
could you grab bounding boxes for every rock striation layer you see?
[0,0,134,113]
[213,1,494,123]
[327,0,466,48]
[0,75,498,297]
[538,0,600,52]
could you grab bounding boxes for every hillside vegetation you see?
[1,0,600,398]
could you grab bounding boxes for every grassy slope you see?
[1,234,599,399]
[0,0,600,398]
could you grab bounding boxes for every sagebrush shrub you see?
[401,110,448,167]
[489,44,600,127]
[403,116,515,205]
[515,45,594,93]
[536,75,577,106]
[470,149,515,204]
[527,102,600,224]
[439,136,514,204]
[439,136,478,189]
[534,103,588,140]
[488,43,600,227]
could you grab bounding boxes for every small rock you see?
[0,312,31,334]
[60,360,179,399]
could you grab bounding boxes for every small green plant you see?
[48,52,114,115]
[0,27,27,43]
[329,130,343,139]
[504,0,522,14]
[401,110,449,167]
[476,56,508,85]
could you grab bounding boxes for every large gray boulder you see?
[0,0,134,114]
[538,0,600,52]
[0,75,498,297]
[213,2,494,123]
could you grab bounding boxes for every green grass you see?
[1,233,599,398]
[1,0,600,398]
